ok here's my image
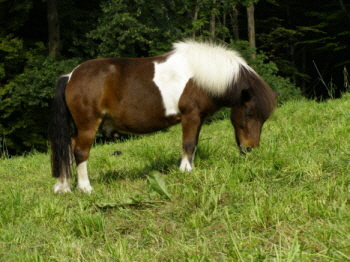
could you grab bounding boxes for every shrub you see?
[0,56,81,155]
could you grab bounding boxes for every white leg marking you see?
[179,147,197,172]
[77,161,93,193]
[180,156,193,172]
[53,175,71,193]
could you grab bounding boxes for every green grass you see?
[1,95,349,261]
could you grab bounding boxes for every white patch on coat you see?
[77,161,93,193]
[173,40,250,96]
[153,53,193,115]
[153,40,249,116]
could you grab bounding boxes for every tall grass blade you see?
[313,60,336,99]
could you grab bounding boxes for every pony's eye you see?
[245,108,253,117]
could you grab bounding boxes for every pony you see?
[49,40,277,193]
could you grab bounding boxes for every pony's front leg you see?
[180,114,202,172]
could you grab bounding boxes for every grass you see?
[0,94,349,261]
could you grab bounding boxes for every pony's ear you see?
[241,89,252,102]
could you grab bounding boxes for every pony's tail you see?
[49,75,74,179]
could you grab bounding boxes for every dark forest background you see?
[1,0,349,155]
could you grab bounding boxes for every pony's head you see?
[230,68,278,153]
[173,40,278,153]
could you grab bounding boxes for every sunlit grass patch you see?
[0,94,349,261]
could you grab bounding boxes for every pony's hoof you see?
[53,183,72,194]
[77,185,93,194]
[179,163,193,172]
[179,156,193,172]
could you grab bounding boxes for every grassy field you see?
[0,95,349,261]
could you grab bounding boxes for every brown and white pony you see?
[49,40,277,193]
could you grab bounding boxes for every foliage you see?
[0,95,349,260]
[86,0,184,58]
[0,0,33,33]
[0,56,81,154]
[58,0,101,58]
[255,0,350,96]
[258,24,308,82]
[252,53,302,103]
[0,36,30,83]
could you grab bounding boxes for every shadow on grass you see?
[97,157,178,184]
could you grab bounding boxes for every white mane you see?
[172,40,249,96]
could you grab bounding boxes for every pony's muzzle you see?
[239,143,256,154]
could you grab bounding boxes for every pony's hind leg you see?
[77,160,91,193]
[53,166,72,193]
[72,129,98,193]
[53,144,74,193]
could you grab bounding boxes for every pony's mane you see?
[172,40,276,119]
[172,40,249,96]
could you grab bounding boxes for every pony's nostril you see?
[246,146,252,152]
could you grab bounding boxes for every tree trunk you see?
[339,0,350,21]
[210,0,216,39]
[246,3,256,59]
[290,45,296,84]
[232,5,240,41]
[47,0,60,56]
[192,0,200,38]
[301,46,306,93]
[222,11,226,41]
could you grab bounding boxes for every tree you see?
[192,0,201,38]
[246,3,256,58]
[255,0,350,98]
[339,0,350,21]
[210,0,216,39]
[87,0,185,57]
[47,0,60,56]
[231,5,240,41]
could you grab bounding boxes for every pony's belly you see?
[100,113,181,135]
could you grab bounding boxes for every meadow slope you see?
[0,94,349,261]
